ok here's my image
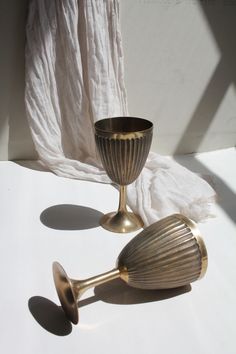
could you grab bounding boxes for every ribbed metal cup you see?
[117,214,208,289]
[94,117,153,233]
[95,117,153,185]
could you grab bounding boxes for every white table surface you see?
[0,148,235,354]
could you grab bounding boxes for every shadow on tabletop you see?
[40,204,104,230]
[28,297,72,336]
[29,280,191,335]
[82,278,191,306]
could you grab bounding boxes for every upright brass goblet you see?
[94,117,153,233]
[53,214,208,324]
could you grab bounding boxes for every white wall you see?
[0,0,235,160]
[120,0,236,154]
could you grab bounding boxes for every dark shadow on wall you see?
[0,0,37,160]
[174,0,236,154]
[173,1,236,223]
[174,59,233,154]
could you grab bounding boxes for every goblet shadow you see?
[29,281,191,334]
[79,278,191,308]
[28,296,72,336]
[40,204,104,230]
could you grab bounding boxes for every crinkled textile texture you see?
[25,0,216,226]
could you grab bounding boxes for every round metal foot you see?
[100,211,144,233]
[52,262,79,324]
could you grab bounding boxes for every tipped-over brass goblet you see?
[94,117,153,233]
[53,214,208,324]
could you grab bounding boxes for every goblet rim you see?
[94,116,153,135]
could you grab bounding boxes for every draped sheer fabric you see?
[25,0,216,226]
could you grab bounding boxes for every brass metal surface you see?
[117,214,208,289]
[95,117,153,233]
[53,262,121,324]
[175,214,208,280]
[53,262,78,325]
[52,214,208,324]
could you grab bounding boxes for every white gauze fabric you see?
[25,0,216,226]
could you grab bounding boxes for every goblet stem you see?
[53,262,125,324]
[118,185,127,212]
[72,268,121,299]
[99,184,143,233]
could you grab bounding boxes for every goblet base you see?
[53,262,78,324]
[100,211,144,233]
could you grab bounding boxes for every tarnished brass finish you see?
[53,214,208,324]
[95,117,153,233]
[53,262,121,324]
[117,214,208,289]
